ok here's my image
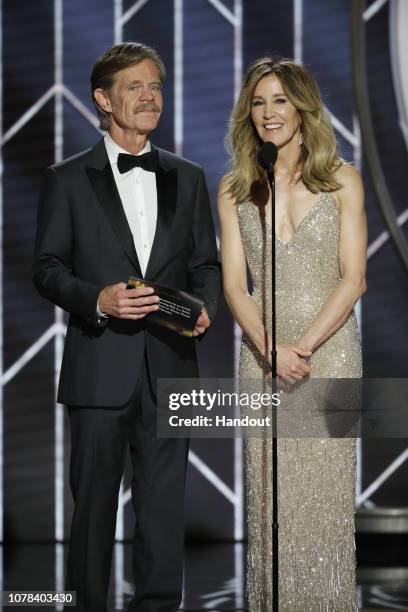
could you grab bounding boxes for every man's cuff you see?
[96,301,109,325]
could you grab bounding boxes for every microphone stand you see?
[266,163,279,612]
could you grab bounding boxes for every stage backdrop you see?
[2,0,408,546]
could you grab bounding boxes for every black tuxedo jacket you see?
[33,138,221,406]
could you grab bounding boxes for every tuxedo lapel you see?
[85,140,143,276]
[144,152,178,279]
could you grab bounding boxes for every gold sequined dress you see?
[238,193,361,612]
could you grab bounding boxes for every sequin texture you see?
[238,193,361,611]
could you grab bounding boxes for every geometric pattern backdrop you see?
[2,0,407,564]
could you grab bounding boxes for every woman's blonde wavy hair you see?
[225,57,342,202]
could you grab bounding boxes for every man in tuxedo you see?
[33,42,220,612]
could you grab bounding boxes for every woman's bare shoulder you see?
[334,161,363,191]
[218,173,233,193]
[333,161,364,210]
[217,174,237,210]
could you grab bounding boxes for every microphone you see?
[258,142,278,174]
[258,139,279,612]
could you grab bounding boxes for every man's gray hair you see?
[90,42,166,131]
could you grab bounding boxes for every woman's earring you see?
[298,130,303,146]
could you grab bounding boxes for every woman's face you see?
[250,74,301,148]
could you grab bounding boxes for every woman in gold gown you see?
[217,58,367,611]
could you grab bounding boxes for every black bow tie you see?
[117,150,159,174]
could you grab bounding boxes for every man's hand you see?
[192,307,211,337]
[98,282,160,320]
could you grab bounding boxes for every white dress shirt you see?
[104,132,158,274]
[97,133,158,318]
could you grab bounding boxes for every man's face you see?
[98,59,163,135]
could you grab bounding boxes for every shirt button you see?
[140,211,143,216]
[144,244,147,249]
